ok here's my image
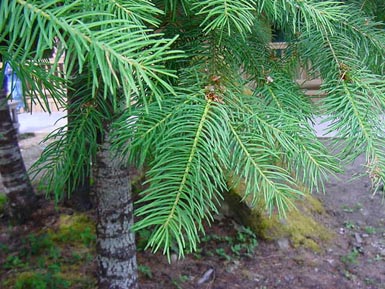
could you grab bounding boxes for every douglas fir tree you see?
[1,1,385,288]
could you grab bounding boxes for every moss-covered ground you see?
[0,210,97,289]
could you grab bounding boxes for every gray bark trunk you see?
[0,88,37,221]
[94,129,138,289]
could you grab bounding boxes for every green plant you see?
[48,246,62,260]
[84,253,94,263]
[36,256,47,268]
[14,269,71,289]
[172,275,190,289]
[138,265,153,279]
[234,226,258,257]
[4,1,385,288]
[80,227,96,247]
[70,252,82,262]
[341,249,360,265]
[44,264,71,289]
[3,255,27,269]
[215,248,232,261]
[364,226,376,234]
[196,225,258,260]
[341,203,363,213]
[343,221,356,230]
[15,273,47,289]
[21,233,55,257]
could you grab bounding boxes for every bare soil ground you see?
[1,134,385,289]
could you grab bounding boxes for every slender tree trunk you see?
[94,128,138,289]
[0,88,38,221]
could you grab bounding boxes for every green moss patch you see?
[1,212,97,289]
[48,213,96,247]
[223,184,335,252]
[13,270,71,289]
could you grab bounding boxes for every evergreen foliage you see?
[2,0,385,258]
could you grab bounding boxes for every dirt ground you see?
[1,134,385,289]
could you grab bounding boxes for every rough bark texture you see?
[0,88,37,221]
[94,130,138,289]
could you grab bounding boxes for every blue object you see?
[4,63,24,111]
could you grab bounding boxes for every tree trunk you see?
[0,88,38,221]
[94,128,138,289]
